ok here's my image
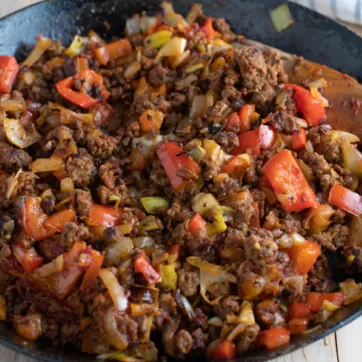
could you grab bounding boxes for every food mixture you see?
[0,2,362,360]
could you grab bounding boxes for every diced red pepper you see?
[284,84,326,126]
[75,56,89,73]
[222,156,250,175]
[88,204,122,228]
[292,128,307,151]
[23,197,75,241]
[213,340,236,360]
[200,17,219,38]
[307,292,344,313]
[329,184,362,217]
[44,241,87,299]
[249,202,260,228]
[287,241,321,275]
[263,150,318,212]
[43,208,76,234]
[80,249,104,293]
[94,39,132,65]
[288,318,308,335]
[239,104,255,133]
[188,213,207,234]
[157,142,201,191]
[231,125,276,155]
[288,303,311,320]
[0,56,19,94]
[258,327,291,349]
[225,112,241,132]
[13,243,43,273]
[56,70,110,109]
[134,252,161,285]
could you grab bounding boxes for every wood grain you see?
[0,1,362,362]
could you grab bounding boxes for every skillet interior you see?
[0,0,362,361]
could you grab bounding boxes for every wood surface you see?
[1,1,362,362]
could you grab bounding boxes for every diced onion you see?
[294,117,308,128]
[156,37,187,59]
[65,35,88,57]
[4,117,41,149]
[341,140,362,178]
[21,36,53,68]
[99,269,128,311]
[140,197,168,214]
[291,233,306,246]
[60,177,74,193]
[30,158,64,173]
[270,4,294,32]
[33,255,64,278]
[124,61,141,80]
[169,49,190,69]
[329,130,360,144]
[186,3,203,25]
[145,30,173,49]
[309,78,328,89]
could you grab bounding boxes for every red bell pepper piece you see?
[288,318,308,335]
[0,56,19,94]
[88,204,122,228]
[222,156,249,175]
[74,56,89,73]
[258,327,291,349]
[188,213,207,234]
[292,128,307,151]
[239,104,255,133]
[13,243,43,273]
[134,252,161,285]
[200,17,219,38]
[307,292,344,313]
[231,125,276,155]
[284,84,326,126]
[287,241,321,275]
[213,340,236,360]
[80,249,104,293]
[94,39,132,65]
[23,197,75,241]
[263,150,318,212]
[288,303,311,320]
[329,184,362,217]
[225,112,241,132]
[249,202,260,228]
[56,70,110,109]
[157,142,201,191]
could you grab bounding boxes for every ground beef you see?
[243,229,279,265]
[15,171,39,196]
[212,131,239,153]
[87,134,119,159]
[38,238,65,261]
[169,92,186,111]
[66,148,96,187]
[213,18,235,42]
[59,222,91,250]
[73,189,92,217]
[0,142,32,171]
[178,270,200,297]
[208,174,241,199]
[225,228,247,247]
[269,111,297,133]
[147,64,177,88]
[307,256,336,292]
[208,282,230,299]
[313,224,349,251]
[234,47,286,107]
[133,93,171,114]
[256,300,285,328]
[315,141,342,164]
[302,151,330,177]
[236,324,260,354]
[192,328,206,350]
[175,329,193,356]
[213,296,240,319]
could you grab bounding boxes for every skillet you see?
[1,0,362,361]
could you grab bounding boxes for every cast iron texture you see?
[0,0,362,361]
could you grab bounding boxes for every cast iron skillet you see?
[0,0,362,361]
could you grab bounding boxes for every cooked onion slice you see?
[4,117,41,148]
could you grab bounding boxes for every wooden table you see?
[1,1,362,361]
